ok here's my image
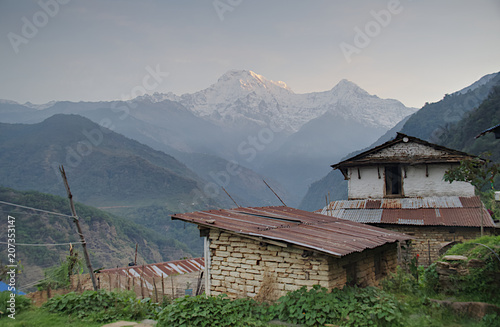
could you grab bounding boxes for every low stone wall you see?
[378,225,494,266]
[208,229,398,300]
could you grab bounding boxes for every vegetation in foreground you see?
[1,236,499,326]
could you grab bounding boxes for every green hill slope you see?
[439,86,500,165]
[0,114,220,211]
[400,72,500,142]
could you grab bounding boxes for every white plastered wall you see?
[347,164,475,199]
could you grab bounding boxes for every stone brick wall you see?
[208,229,398,300]
[378,225,496,266]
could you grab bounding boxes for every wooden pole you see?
[140,264,145,299]
[171,275,175,299]
[153,277,158,303]
[134,243,138,266]
[59,166,98,291]
[161,277,165,301]
[263,179,287,206]
[428,240,431,266]
[480,202,484,237]
[222,187,240,207]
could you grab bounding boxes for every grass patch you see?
[0,308,103,327]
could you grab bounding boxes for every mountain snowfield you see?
[139,70,417,132]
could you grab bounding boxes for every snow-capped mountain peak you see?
[216,69,292,92]
[132,70,417,132]
[331,79,368,95]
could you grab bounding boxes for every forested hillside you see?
[439,86,500,162]
[0,187,200,291]
[0,114,224,212]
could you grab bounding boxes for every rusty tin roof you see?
[172,206,410,258]
[321,196,495,228]
[99,257,205,278]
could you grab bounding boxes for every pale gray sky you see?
[1,0,499,108]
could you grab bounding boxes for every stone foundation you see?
[208,230,398,299]
[377,225,495,266]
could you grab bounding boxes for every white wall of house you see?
[348,164,475,199]
[348,166,385,199]
[403,164,475,197]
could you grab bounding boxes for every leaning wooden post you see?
[59,165,98,291]
[161,277,165,301]
[153,277,158,303]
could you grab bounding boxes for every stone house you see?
[322,133,497,265]
[172,206,409,300]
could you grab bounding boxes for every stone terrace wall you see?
[379,225,495,266]
[208,230,398,300]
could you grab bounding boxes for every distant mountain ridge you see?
[0,70,418,206]
[139,70,416,132]
[0,114,221,211]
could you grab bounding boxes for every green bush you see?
[422,263,440,294]
[381,266,420,295]
[157,294,267,327]
[269,285,404,327]
[442,236,500,304]
[0,291,31,318]
[43,289,160,323]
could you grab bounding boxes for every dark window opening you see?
[344,263,357,286]
[374,253,385,279]
[385,165,402,196]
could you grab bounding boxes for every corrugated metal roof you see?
[321,196,495,228]
[99,257,205,278]
[172,206,410,258]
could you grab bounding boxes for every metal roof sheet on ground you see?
[99,257,205,278]
[172,206,410,258]
[321,196,495,228]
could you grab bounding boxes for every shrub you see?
[43,289,160,323]
[268,285,404,327]
[442,236,500,304]
[157,294,267,327]
[0,291,31,318]
[381,266,419,295]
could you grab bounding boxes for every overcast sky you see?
[1,0,499,108]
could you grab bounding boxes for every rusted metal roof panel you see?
[322,196,495,228]
[172,206,409,258]
[327,199,367,210]
[99,257,205,278]
[341,209,383,223]
[458,196,482,208]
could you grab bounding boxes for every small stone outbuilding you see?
[172,206,409,300]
